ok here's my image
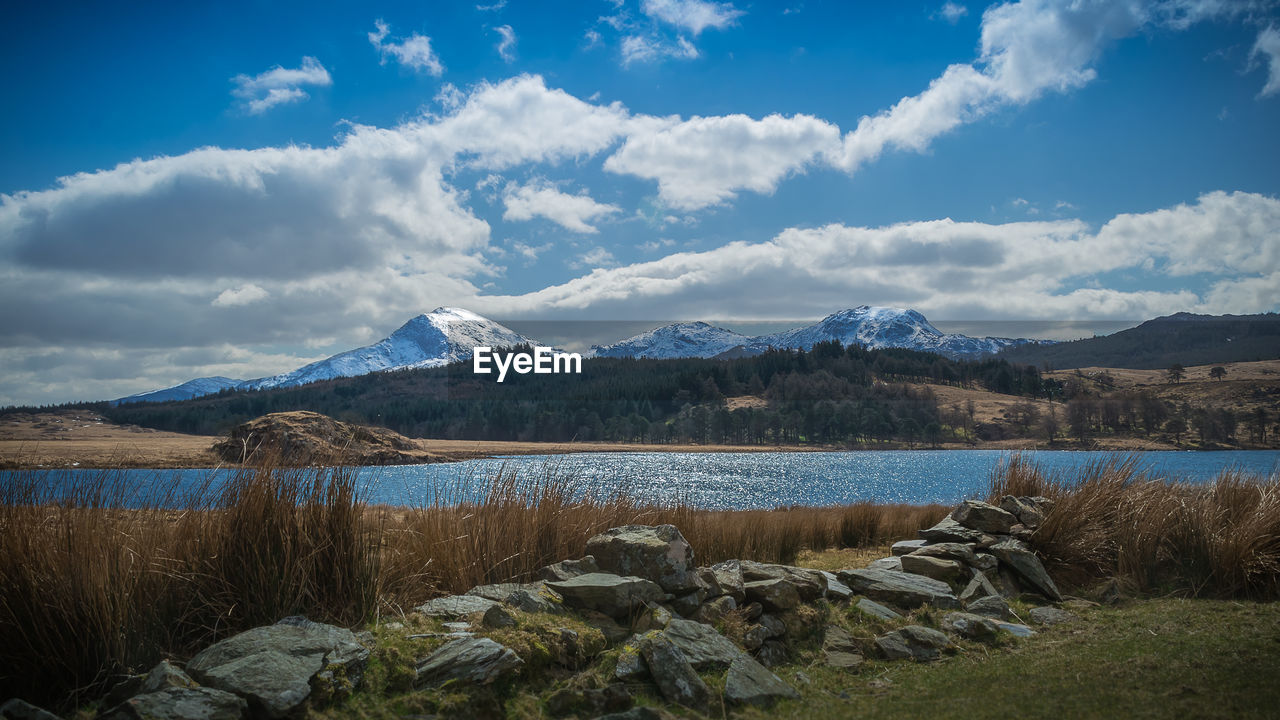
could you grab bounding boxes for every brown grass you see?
[988,455,1280,599]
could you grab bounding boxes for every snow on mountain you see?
[244,307,537,390]
[113,376,245,405]
[589,321,753,359]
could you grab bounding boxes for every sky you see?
[2,0,1279,406]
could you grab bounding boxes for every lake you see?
[13,450,1280,510]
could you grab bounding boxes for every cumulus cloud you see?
[230,57,331,114]
[495,24,518,62]
[369,20,445,76]
[1252,25,1280,97]
[501,179,621,233]
[639,0,744,35]
[620,34,700,65]
[212,284,269,307]
[936,2,969,23]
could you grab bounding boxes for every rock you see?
[950,500,1018,534]
[546,685,631,718]
[537,555,601,582]
[1062,597,1101,611]
[891,539,929,556]
[632,602,673,633]
[919,517,997,545]
[1000,495,1050,528]
[836,568,961,610]
[1029,606,1077,626]
[958,570,1000,603]
[415,594,500,619]
[757,614,786,638]
[467,582,527,602]
[0,699,62,720]
[581,610,631,644]
[990,539,1062,601]
[965,595,1014,620]
[613,639,649,681]
[874,625,952,661]
[906,542,978,566]
[900,554,965,583]
[586,525,698,593]
[638,632,710,713]
[822,626,864,669]
[725,655,800,707]
[483,604,517,629]
[743,601,764,621]
[670,589,704,617]
[855,597,902,620]
[505,587,563,615]
[941,612,1000,641]
[743,578,801,611]
[662,618,747,669]
[691,595,736,625]
[140,659,196,694]
[994,621,1035,638]
[442,622,472,633]
[100,687,247,720]
[755,640,788,667]
[706,561,747,602]
[545,573,665,618]
[971,552,999,573]
[414,637,523,688]
[867,556,903,572]
[743,625,769,651]
[739,562,827,601]
[186,617,369,719]
[996,565,1023,599]
[820,571,854,601]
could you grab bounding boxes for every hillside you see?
[996,312,1280,370]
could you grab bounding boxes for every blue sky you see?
[2,0,1279,405]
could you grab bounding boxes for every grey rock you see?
[757,614,786,638]
[743,601,764,621]
[413,637,523,688]
[874,625,952,661]
[907,542,978,565]
[739,561,827,601]
[638,632,710,713]
[442,621,472,633]
[837,568,961,610]
[186,617,368,719]
[580,610,631,644]
[613,639,649,681]
[919,517,997,545]
[631,601,673,633]
[482,604,517,629]
[822,625,860,656]
[0,699,62,720]
[900,554,965,583]
[755,640,788,667]
[958,570,1000,603]
[545,573,665,618]
[415,594,500,618]
[1000,495,1053,528]
[743,624,769,651]
[100,687,246,720]
[725,656,800,707]
[990,539,1062,601]
[691,594,736,625]
[855,597,902,620]
[670,589,704,617]
[941,612,1000,641]
[537,555,600,582]
[505,587,562,615]
[466,582,527,602]
[140,659,196,694]
[743,578,801,611]
[950,500,1018,534]
[820,570,853,601]
[662,617,747,669]
[706,560,747,602]
[996,565,1024,599]
[995,621,1036,638]
[971,552,999,573]
[1029,606,1077,626]
[966,595,1014,620]
[891,539,929,556]
[867,556,903,572]
[587,525,698,593]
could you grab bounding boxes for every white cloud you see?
[212,284,269,307]
[640,0,744,35]
[620,34,700,66]
[575,247,617,269]
[605,113,841,210]
[502,179,621,233]
[1251,25,1280,97]
[476,0,507,10]
[369,20,445,76]
[513,241,553,260]
[936,2,969,23]
[230,57,331,114]
[495,25,517,62]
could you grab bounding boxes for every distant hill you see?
[996,312,1280,370]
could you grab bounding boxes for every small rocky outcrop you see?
[586,525,698,593]
[874,625,953,661]
[212,411,437,465]
[836,568,961,609]
[413,637,524,689]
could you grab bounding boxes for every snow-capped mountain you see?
[589,321,753,359]
[115,308,536,404]
[750,306,1041,358]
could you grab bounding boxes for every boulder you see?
[906,542,977,566]
[958,570,1000,603]
[638,632,710,713]
[632,602,673,633]
[742,602,764,621]
[725,656,800,707]
[836,568,961,610]
[705,561,747,602]
[466,582,526,602]
[899,555,965,583]
[1029,606,1077,626]
[950,500,1018,534]
[670,589,704,617]
[140,660,196,694]
[580,610,631,644]
[100,687,247,720]
[414,594,500,619]
[482,604,517,629]
[822,626,864,669]
[743,578,801,611]
[738,562,827,601]
[755,640,788,667]
[545,573,665,618]
[743,624,770,651]
[1000,495,1053,528]
[891,539,929,556]
[874,626,952,661]
[867,557,903,572]
[940,612,1000,641]
[186,617,369,719]
[662,618,748,669]
[820,571,854,601]
[537,556,601,582]
[757,614,786,638]
[505,587,562,615]
[965,595,1014,620]
[586,526,698,593]
[994,621,1035,638]
[919,517,997,545]
[854,597,902,621]
[613,638,649,681]
[413,637,523,688]
[990,540,1062,601]
[0,700,63,720]
[971,552,999,573]
[691,595,736,625]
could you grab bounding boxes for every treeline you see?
[93,342,1055,446]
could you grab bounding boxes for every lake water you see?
[12,450,1280,510]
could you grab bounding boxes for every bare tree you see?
[1167,363,1186,384]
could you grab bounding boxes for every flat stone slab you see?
[891,539,928,556]
[900,554,964,582]
[545,573,665,618]
[990,540,1063,601]
[639,632,710,713]
[950,500,1018,534]
[415,594,500,618]
[995,621,1036,638]
[725,655,800,707]
[837,568,960,610]
[965,595,1014,621]
[875,625,951,661]
[101,687,247,720]
[820,570,853,601]
[1029,606,1077,626]
[743,578,801,610]
[941,612,1000,641]
[855,597,902,620]
[867,556,903,572]
[662,618,748,669]
[413,637,523,688]
[919,517,996,545]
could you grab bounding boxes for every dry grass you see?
[988,454,1280,599]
